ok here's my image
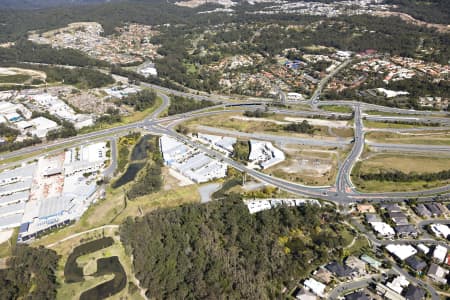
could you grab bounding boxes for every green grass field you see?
[352,154,450,192]
[319,105,353,113]
[363,120,424,129]
[358,154,450,174]
[0,74,31,84]
[366,131,450,145]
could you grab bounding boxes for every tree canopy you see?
[121,197,349,299]
[0,245,59,300]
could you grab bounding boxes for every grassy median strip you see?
[352,154,450,192]
[366,131,450,145]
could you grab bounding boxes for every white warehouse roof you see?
[0,213,22,230]
[0,201,26,218]
[0,191,30,206]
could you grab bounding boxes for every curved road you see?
[1,63,449,205]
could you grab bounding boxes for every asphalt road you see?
[3,62,450,206]
[15,61,449,298]
[319,100,448,116]
[350,218,441,300]
[194,125,351,148]
[146,124,446,205]
[328,275,380,300]
[392,265,440,300]
[309,59,353,105]
[336,105,364,193]
[103,136,118,178]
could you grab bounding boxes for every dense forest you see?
[0,0,206,43]
[116,89,157,112]
[46,121,77,141]
[0,0,117,9]
[121,198,349,299]
[0,40,107,67]
[168,95,215,115]
[387,77,450,99]
[386,0,450,24]
[44,66,115,89]
[0,245,59,300]
[243,108,270,118]
[324,88,420,109]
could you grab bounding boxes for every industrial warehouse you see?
[160,135,229,184]
[0,142,109,242]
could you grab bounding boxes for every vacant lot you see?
[352,153,450,192]
[366,131,450,145]
[358,153,450,174]
[364,120,426,129]
[319,105,353,113]
[185,113,353,138]
[0,67,46,85]
[352,177,449,193]
[263,145,342,186]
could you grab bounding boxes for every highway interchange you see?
[2,68,450,206]
[3,63,449,299]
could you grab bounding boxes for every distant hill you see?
[0,0,118,9]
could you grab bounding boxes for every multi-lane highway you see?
[2,90,449,205]
[15,62,449,300]
[2,63,450,206]
[336,104,364,193]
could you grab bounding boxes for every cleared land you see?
[364,110,448,117]
[352,153,450,192]
[319,105,353,113]
[263,145,346,186]
[184,112,354,138]
[366,130,450,146]
[0,67,46,85]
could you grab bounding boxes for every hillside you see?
[0,0,118,9]
[120,197,351,298]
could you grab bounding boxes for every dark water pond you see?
[112,162,145,188]
[64,237,114,283]
[130,134,152,161]
[79,256,127,300]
